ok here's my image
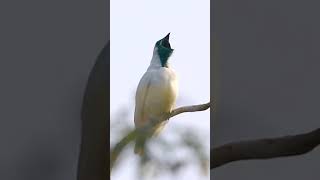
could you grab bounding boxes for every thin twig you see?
[169,102,212,118]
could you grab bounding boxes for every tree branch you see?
[110,101,212,171]
[169,102,212,118]
[211,128,320,169]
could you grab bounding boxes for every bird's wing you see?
[134,72,153,155]
[134,72,152,127]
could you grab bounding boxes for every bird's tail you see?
[134,131,147,155]
[134,141,144,155]
[134,121,167,155]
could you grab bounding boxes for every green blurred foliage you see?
[110,106,209,180]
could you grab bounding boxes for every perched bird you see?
[134,33,178,155]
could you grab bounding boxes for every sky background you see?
[110,0,210,179]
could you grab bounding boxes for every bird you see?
[134,33,178,155]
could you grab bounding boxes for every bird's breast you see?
[144,67,178,117]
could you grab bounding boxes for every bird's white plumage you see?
[134,47,178,137]
[134,49,178,127]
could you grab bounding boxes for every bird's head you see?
[154,33,174,67]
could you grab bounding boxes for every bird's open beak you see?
[163,33,170,41]
[161,33,172,50]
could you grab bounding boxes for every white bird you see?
[134,33,178,155]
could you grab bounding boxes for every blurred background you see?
[110,0,210,179]
[0,0,107,179]
[212,0,320,179]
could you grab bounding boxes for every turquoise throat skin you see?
[156,33,174,67]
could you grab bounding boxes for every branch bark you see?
[211,128,320,169]
[110,101,212,171]
[169,102,212,118]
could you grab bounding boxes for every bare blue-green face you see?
[155,33,174,67]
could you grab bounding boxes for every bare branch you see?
[110,130,138,170]
[169,102,212,118]
[211,128,320,169]
[110,101,212,171]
